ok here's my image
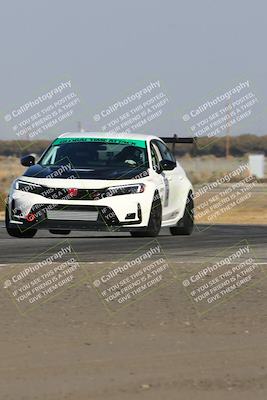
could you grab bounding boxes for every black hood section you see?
[23,164,149,180]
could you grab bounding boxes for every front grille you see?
[47,188,105,200]
[30,204,120,225]
[28,186,106,200]
[47,210,98,221]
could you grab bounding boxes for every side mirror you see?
[159,159,176,171]
[21,155,35,167]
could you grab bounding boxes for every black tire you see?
[49,230,71,235]
[130,195,162,238]
[5,206,37,238]
[170,193,194,236]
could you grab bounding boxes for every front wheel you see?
[170,193,194,236]
[5,206,37,238]
[130,195,162,238]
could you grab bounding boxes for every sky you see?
[0,0,266,141]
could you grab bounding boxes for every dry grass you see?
[0,156,24,192]
[195,192,267,225]
[179,155,250,184]
[0,156,24,212]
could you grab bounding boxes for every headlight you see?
[14,180,42,193]
[105,183,145,197]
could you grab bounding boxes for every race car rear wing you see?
[160,134,196,144]
[160,134,197,155]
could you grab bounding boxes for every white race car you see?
[5,132,194,238]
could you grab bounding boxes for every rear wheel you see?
[170,193,194,236]
[130,195,162,238]
[5,206,37,238]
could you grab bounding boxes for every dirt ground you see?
[1,260,267,400]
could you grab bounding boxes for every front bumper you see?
[8,192,149,232]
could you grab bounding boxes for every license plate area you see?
[47,210,98,221]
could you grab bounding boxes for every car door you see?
[149,142,169,218]
[153,140,186,219]
[150,141,173,219]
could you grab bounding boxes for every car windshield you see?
[39,137,149,172]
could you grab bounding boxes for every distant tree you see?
[0,135,266,158]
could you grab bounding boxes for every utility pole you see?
[77,121,82,132]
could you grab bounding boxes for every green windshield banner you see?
[53,137,147,148]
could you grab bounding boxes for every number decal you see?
[163,175,169,207]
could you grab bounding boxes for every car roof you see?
[58,132,164,142]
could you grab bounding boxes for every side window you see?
[150,143,162,172]
[156,141,176,162]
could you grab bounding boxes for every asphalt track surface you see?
[1,223,267,264]
[1,224,267,400]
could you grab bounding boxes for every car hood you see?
[19,164,150,189]
[23,164,148,180]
